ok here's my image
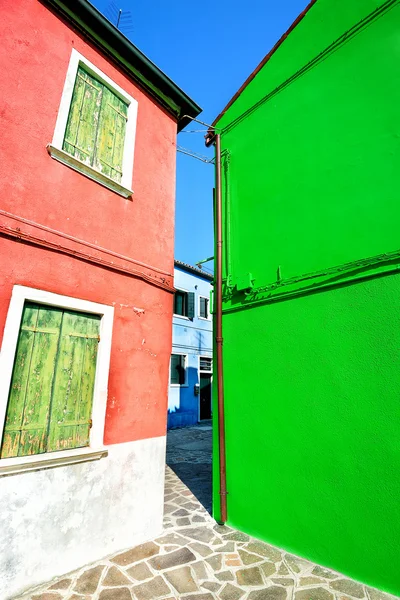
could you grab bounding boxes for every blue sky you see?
[92,0,309,271]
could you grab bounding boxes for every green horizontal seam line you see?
[223,249,400,312]
[66,333,99,339]
[77,73,99,90]
[107,103,128,119]
[63,140,91,156]
[21,327,98,339]
[257,248,400,295]
[5,421,90,432]
[21,327,60,334]
[97,157,123,174]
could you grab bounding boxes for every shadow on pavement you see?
[166,422,212,515]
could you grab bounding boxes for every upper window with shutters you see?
[47,49,138,198]
[174,289,195,320]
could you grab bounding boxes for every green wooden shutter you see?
[170,354,182,385]
[63,67,103,165]
[1,305,100,458]
[200,297,209,318]
[199,297,205,317]
[47,311,100,452]
[187,292,195,320]
[62,66,128,184]
[174,291,184,316]
[1,304,62,458]
[94,86,128,183]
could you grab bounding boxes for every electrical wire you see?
[177,145,214,164]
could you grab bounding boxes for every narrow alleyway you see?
[166,422,212,515]
[17,464,398,600]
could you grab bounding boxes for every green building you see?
[209,0,400,595]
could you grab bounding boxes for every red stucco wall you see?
[0,0,177,444]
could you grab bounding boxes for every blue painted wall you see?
[168,264,213,428]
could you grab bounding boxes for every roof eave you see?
[41,0,201,131]
[174,260,214,281]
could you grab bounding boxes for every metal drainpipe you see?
[215,133,228,524]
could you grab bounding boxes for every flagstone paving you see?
[166,423,212,514]
[15,466,399,600]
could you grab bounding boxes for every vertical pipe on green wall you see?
[215,133,228,524]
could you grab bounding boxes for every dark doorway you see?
[199,373,212,420]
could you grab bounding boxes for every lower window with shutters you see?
[0,303,100,458]
[0,286,114,475]
[170,354,187,386]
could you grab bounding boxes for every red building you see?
[0,1,200,596]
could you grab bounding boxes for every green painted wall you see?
[213,0,400,595]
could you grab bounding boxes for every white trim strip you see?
[0,447,108,477]
[47,145,133,199]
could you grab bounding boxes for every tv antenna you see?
[104,1,134,35]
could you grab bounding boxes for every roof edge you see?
[174,260,214,281]
[211,0,318,127]
[41,0,201,131]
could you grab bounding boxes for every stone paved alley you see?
[166,423,212,515]
[15,430,399,600]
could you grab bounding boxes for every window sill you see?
[198,316,211,322]
[173,315,191,320]
[47,145,133,199]
[170,384,189,388]
[0,447,108,477]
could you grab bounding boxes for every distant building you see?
[0,1,200,597]
[168,261,213,428]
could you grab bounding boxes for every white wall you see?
[0,436,166,600]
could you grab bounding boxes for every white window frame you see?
[198,295,211,320]
[199,355,213,373]
[47,48,138,199]
[173,288,190,320]
[0,285,114,476]
[170,352,188,387]
[198,355,213,422]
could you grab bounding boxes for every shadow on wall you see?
[168,366,199,429]
[196,330,205,352]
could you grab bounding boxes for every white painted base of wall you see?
[0,435,166,600]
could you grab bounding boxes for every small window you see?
[63,66,128,184]
[170,354,186,385]
[200,357,212,372]
[1,302,100,459]
[199,296,209,319]
[174,290,195,319]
